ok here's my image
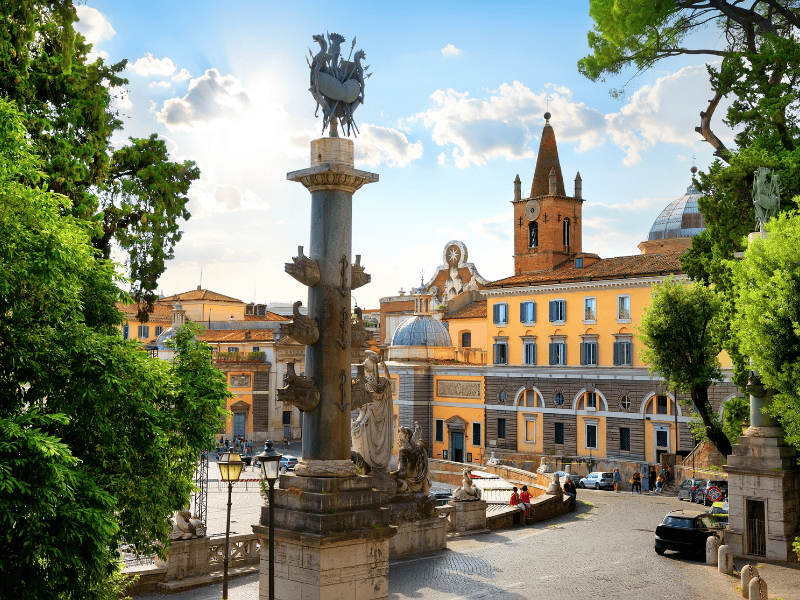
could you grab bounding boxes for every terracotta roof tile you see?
[487,251,683,288]
[116,302,173,321]
[198,329,275,343]
[444,300,488,320]
[159,288,244,304]
[244,312,288,322]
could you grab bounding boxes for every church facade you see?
[389,113,738,467]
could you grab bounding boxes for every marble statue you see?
[452,468,481,501]
[753,167,780,231]
[546,472,562,495]
[168,508,206,540]
[351,350,393,471]
[308,32,372,137]
[392,426,431,495]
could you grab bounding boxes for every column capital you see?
[287,163,378,194]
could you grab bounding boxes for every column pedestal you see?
[253,473,396,600]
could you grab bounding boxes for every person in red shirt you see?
[519,485,532,524]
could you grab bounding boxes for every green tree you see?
[638,277,731,455]
[733,211,800,452]
[0,0,199,318]
[0,97,229,597]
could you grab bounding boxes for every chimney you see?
[549,168,557,195]
[575,172,582,199]
[514,174,521,202]
[197,284,201,290]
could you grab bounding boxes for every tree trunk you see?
[691,385,733,456]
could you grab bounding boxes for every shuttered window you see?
[492,302,508,325]
[520,301,536,323]
[580,341,598,365]
[137,325,149,338]
[548,299,566,322]
[549,342,567,365]
[613,341,633,366]
[523,341,537,365]
[493,342,508,365]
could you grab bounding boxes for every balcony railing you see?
[212,351,267,364]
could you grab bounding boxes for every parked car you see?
[431,486,453,506]
[579,472,614,490]
[695,480,728,506]
[654,509,723,557]
[676,478,706,503]
[554,471,582,486]
[279,455,299,474]
[711,501,729,526]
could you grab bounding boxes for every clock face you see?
[524,199,541,221]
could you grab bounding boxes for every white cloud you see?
[148,81,171,89]
[467,211,512,242]
[355,124,424,167]
[437,152,447,166]
[174,240,264,266]
[186,174,270,215]
[75,6,115,45]
[593,196,674,211]
[441,44,462,57]
[108,85,132,111]
[173,68,192,82]
[154,69,251,131]
[128,53,177,78]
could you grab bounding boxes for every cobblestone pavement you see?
[138,489,763,600]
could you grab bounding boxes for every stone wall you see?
[485,408,517,451]
[398,370,432,449]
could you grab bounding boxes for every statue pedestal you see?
[446,500,489,535]
[724,433,800,562]
[252,473,396,600]
[154,537,211,581]
[386,497,447,559]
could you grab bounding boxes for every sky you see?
[75,0,735,309]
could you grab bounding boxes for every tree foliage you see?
[638,277,732,455]
[733,211,800,452]
[0,0,199,318]
[0,97,229,598]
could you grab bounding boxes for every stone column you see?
[287,137,377,477]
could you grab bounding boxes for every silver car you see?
[579,471,615,490]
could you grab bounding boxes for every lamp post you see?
[257,441,282,600]
[218,451,244,600]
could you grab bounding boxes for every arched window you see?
[563,218,571,247]
[529,221,538,248]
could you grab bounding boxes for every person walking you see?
[649,466,656,492]
[613,468,621,493]
[631,471,642,494]
[655,472,664,493]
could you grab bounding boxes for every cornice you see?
[483,274,687,296]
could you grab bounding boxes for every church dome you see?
[647,183,705,241]
[391,315,452,347]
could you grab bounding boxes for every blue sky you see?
[76,1,733,308]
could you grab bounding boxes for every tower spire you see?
[530,112,565,197]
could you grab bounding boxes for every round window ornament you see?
[524,199,541,222]
[498,389,507,403]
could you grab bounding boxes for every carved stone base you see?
[154,536,211,581]
[294,458,358,478]
[446,499,488,534]
[744,425,784,438]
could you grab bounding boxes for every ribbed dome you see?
[391,315,452,347]
[648,183,705,241]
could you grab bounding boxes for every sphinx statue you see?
[392,426,431,495]
[452,468,481,501]
[168,508,206,540]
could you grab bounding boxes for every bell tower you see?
[512,112,584,274]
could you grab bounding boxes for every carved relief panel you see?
[436,380,481,399]
[230,375,251,388]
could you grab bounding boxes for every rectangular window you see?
[548,299,566,322]
[493,302,508,325]
[657,395,668,414]
[154,326,164,336]
[613,341,633,366]
[586,423,598,449]
[549,342,567,365]
[252,346,260,353]
[656,429,669,447]
[137,325,149,339]
[580,341,598,366]
[583,297,596,322]
[282,411,291,425]
[525,419,536,443]
[620,427,631,451]
[586,392,597,409]
[554,422,565,445]
[618,295,631,321]
[227,347,239,353]
[461,331,471,348]
[122,323,129,340]
[435,419,444,442]
[520,301,536,323]
[471,422,482,447]
[493,342,508,365]
[523,341,537,365]
[498,418,506,439]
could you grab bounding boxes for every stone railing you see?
[208,533,261,569]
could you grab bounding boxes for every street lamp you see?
[257,440,282,600]
[218,451,244,600]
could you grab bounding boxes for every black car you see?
[676,478,706,503]
[654,509,723,557]
[694,479,728,506]
[431,487,453,506]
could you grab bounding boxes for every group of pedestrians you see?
[626,464,672,494]
[215,435,254,460]
[509,485,534,523]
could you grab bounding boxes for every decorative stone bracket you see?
[278,300,319,345]
[284,246,320,287]
[277,362,320,411]
[351,254,371,290]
